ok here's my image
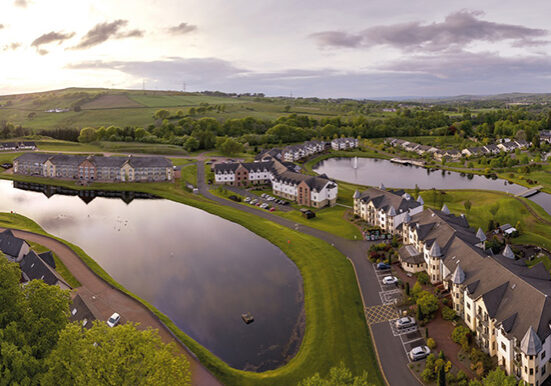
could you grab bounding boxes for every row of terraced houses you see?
[13,153,174,182]
[354,187,551,385]
[214,155,338,208]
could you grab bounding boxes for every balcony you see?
[476,324,489,340]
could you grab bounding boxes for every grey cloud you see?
[311,10,548,51]
[31,31,75,48]
[168,23,197,35]
[66,53,551,98]
[3,42,21,51]
[14,0,29,8]
[73,20,144,50]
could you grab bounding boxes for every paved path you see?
[0,227,221,386]
[196,162,420,386]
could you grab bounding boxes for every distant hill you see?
[404,92,551,104]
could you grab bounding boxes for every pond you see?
[313,157,551,215]
[0,180,303,372]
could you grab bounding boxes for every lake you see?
[313,157,551,214]
[0,180,303,372]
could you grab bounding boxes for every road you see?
[0,227,221,386]
[196,161,420,386]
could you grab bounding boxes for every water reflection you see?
[313,157,551,214]
[0,180,303,371]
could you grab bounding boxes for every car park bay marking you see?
[365,304,400,325]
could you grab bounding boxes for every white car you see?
[244,197,251,202]
[260,203,269,209]
[382,276,399,285]
[409,345,430,361]
[395,316,416,329]
[107,312,121,328]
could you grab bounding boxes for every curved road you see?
[196,162,420,386]
[0,228,221,386]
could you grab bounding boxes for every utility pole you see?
[182,82,186,92]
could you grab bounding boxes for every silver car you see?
[409,345,430,361]
[395,316,416,329]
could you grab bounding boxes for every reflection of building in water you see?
[13,181,159,205]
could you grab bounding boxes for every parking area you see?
[224,186,293,212]
[373,263,404,305]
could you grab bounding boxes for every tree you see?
[477,368,517,386]
[154,109,170,120]
[416,291,439,318]
[488,203,499,218]
[218,138,244,156]
[298,362,373,386]
[43,322,191,385]
[183,137,200,152]
[438,364,446,386]
[463,200,472,212]
[78,127,97,143]
[451,326,470,350]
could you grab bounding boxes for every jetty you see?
[515,185,543,198]
[390,158,425,167]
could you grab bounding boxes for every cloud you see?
[66,53,551,98]
[72,20,144,49]
[3,42,21,51]
[14,0,29,8]
[168,23,197,35]
[31,31,75,50]
[311,10,548,51]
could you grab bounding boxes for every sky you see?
[1,0,551,98]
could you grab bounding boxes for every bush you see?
[417,271,430,285]
[452,326,470,350]
[442,305,457,321]
[416,291,439,319]
[427,337,436,349]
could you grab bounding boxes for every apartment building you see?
[331,137,359,150]
[14,154,174,182]
[396,206,551,385]
[353,186,424,234]
[281,140,325,162]
[214,157,338,208]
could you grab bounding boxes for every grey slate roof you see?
[399,245,424,265]
[38,251,56,269]
[70,294,100,329]
[19,250,69,288]
[14,153,52,164]
[356,187,422,215]
[521,326,543,355]
[0,230,26,257]
[476,228,486,242]
[127,156,172,168]
[451,265,465,284]
[503,245,515,259]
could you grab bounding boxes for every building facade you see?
[331,137,359,150]
[394,206,551,385]
[14,154,174,182]
[353,186,424,234]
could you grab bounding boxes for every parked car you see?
[255,202,262,206]
[250,199,258,205]
[382,276,398,285]
[395,316,416,329]
[269,207,276,212]
[376,262,390,270]
[409,346,430,361]
[107,312,121,328]
[260,203,269,209]
[261,193,267,198]
[244,197,251,202]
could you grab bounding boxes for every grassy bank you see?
[27,240,81,288]
[0,175,384,385]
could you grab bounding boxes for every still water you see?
[0,180,303,371]
[314,157,551,214]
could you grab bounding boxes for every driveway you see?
[196,161,420,386]
[0,228,221,386]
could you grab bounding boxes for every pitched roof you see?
[0,229,26,257]
[521,326,543,355]
[38,251,56,269]
[503,245,515,259]
[69,294,100,329]
[398,245,424,265]
[126,156,172,168]
[19,250,69,288]
[476,228,486,242]
[357,187,422,216]
[14,153,52,164]
[451,265,465,284]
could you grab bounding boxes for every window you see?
[501,342,507,351]
[467,314,471,322]
[542,351,546,360]
[72,308,77,316]
[467,302,471,310]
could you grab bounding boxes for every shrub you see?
[452,326,470,350]
[417,271,430,285]
[441,305,457,321]
[427,337,436,349]
[416,291,439,319]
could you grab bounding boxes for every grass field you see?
[0,174,384,386]
[181,164,198,186]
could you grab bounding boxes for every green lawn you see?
[0,174,384,386]
[181,164,198,186]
